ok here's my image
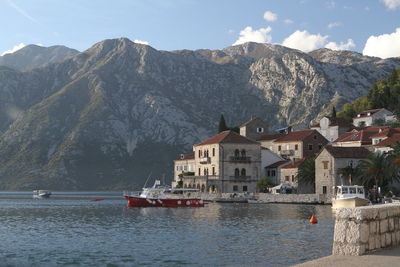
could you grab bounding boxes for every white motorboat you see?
[332,185,369,209]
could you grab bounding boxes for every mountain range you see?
[0,38,399,190]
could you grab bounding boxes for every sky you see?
[1,0,400,58]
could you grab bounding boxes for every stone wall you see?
[333,204,400,255]
[256,193,321,204]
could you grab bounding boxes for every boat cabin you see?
[335,185,365,200]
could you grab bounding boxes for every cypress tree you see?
[331,106,337,118]
[218,114,228,133]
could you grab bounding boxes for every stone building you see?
[264,160,288,185]
[172,152,195,188]
[352,108,394,127]
[260,147,285,184]
[239,117,268,141]
[315,145,371,202]
[173,130,261,193]
[270,129,329,161]
[333,126,392,147]
[310,116,353,142]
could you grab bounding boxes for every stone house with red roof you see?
[374,132,400,153]
[172,152,195,188]
[333,126,396,147]
[310,116,353,142]
[315,145,371,203]
[352,108,395,127]
[173,130,261,193]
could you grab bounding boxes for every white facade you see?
[353,108,394,127]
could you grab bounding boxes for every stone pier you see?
[333,203,400,255]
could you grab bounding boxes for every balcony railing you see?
[280,149,294,156]
[229,156,251,163]
[229,175,252,180]
[182,175,219,180]
[199,157,211,164]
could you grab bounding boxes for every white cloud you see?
[363,28,400,58]
[134,39,149,45]
[325,39,355,50]
[282,30,328,52]
[1,43,26,56]
[233,26,272,46]
[284,19,293,24]
[327,22,342,29]
[380,0,400,10]
[263,10,277,22]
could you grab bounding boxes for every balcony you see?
[229,156,251,163]
[199,157,211,164]
[230,175,252,181]
[182,175,219,180]
[280,149,295,156]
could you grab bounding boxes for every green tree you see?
[218,114,228,133]
[337,165,360,185]
[356,153,397,190]
[296,158,315,189]
[257,177,275,192]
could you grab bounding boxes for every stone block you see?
[333,243,365,256]
[389,218,395,232]
[375,235,381,249]
[386,233,392,246]
[369,221,376,234]
[346,221,361,244]
[360,222,369,243]
[333,221,347,243]
[380,219,388,234]
[381,234,386,248]
[392,232,397,245]
[379,209,388,219]
[368,236,375,250]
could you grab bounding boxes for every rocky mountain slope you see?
[0,39,399,190]
[0,44,79,71]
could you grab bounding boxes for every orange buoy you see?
[309,215,318,224]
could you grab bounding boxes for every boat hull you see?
[332,197,369,209]
[124,195,205,208]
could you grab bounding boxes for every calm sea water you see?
[0,192,334,266]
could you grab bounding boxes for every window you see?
[267,170,271,177]
[313,135,317,139]
[318,144,322,150]
[322,161,329,169]
[241,168,246,177]
[198,168,201,176]
[257,127,264,133]
[278,145,282,151]
[198,150,201,157]
[241,149,246,157]
[234,168,240,177]
[233,185,238,192]
[243,186,248,192]
[271,170,276,176]
[295,144,298,150]
[183,166,187,171]
[308,144,313,151]
[291,175,295,182]
[212,148,215,157]
[285,176,289,182]
[322,186,327,194]
[235,149,240,157]
[212,167,215,175]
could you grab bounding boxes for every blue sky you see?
[1,0,400,58]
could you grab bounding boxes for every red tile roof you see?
[355,108,383,118]
[375,134,400,147]
[370,128,400,138]
[324,145,371,158]
[195,130,259,146]
[274,130,316,143]
[281,158,306,169]
[257,133,285,141]
[334,126,390,145]
[175,152,195,161]
[265,160,290,168]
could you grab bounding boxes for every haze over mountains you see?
[0,38,399,190]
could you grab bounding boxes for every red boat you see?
[123,180,205,208]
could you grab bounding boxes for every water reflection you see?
[0,193,334,266]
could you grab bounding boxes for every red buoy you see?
[309,215,318,224]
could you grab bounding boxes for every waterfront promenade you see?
[294,246,400,266]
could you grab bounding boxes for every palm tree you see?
[356,153,396,189]
[296,158,315,190]
[337,166,360,185]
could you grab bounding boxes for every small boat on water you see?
[123,180,205,208]
[332,185,369,209]
[33,190,52,199]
